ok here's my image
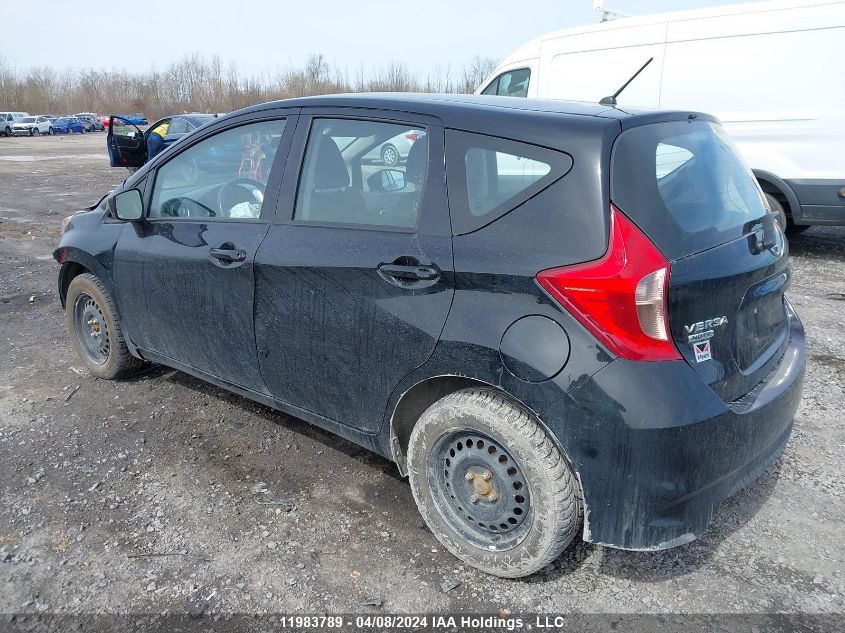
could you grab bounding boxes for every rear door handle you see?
[209,247,247,263]
[378,263,439,281]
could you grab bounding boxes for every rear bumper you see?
[787,178,845,225]
[567,303,805,550]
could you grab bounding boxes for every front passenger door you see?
[112,114,296,391]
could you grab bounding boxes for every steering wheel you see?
[217,178,265,218]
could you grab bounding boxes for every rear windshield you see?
[611,120,766,259]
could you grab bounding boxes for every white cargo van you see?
[478,0,845,231]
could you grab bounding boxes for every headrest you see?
[314,135,349,189]
[405,139,427,185]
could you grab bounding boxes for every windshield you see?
[611,120,767,259]
[55,118,69,124]
[20,117,36,123]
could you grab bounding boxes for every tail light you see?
[536,204,680,362]
[61,215,74,235]
[405,132,421,141]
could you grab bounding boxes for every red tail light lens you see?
[405,132,421,141]
[536,204,680,362]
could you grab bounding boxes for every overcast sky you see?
[3,0,752,76]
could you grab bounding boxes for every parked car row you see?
[0,111,111,136]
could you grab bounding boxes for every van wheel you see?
[765,193,810,236]
[407,388,581,578]
[65,273,145,380]
[765,193,788,231]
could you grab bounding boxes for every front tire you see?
[29,127,36,136]
[407,388,581,578]
[65,273,144,379]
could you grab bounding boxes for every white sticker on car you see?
[694,341,712,363]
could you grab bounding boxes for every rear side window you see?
[612,120,767,259]
[446,130,573,234]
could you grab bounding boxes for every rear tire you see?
[407,388,581,578]
[65,273,145,380]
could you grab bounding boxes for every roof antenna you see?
[599,57,654,106]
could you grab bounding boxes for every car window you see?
[482,68,531,98]
[612,120,768,259]
[294,118,428,229]
[446,130,573,234]
[149,119,286,220]
[168,118,190,136]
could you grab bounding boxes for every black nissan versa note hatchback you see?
[54,94,805,578]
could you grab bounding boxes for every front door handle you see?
[209,247,247,263]
[378,263,439,281]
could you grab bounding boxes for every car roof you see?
[232,92,717,134]
[177,113,215,124]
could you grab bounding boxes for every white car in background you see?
[1,111,29,137]
[11,115,53,136]
[364,130,425,167]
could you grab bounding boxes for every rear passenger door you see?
[254,111,452,433]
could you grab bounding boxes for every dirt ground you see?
[1,133,843,622]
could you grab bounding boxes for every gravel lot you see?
[1,133,843,623]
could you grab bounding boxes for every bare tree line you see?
[0,53,497,119]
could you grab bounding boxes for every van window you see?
[481,68,531,98]
[612,120,767,259]
[446,130,573,234]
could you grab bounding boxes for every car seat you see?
[305,136,368,223]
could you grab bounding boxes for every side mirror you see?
[368,169,406,193]
[110,189,144,221]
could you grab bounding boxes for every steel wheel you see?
[429,431,532,550]
[381,144,399,167]
[72,292,110,365]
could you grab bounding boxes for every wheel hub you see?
[73,293,110,365]
[431,432,531,548]
[466,469,499,501]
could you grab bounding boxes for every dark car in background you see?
[107,113,216,169]
[50,117,86,134]
[55,94,805,578]
[75,114,105,132]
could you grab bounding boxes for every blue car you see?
[51,117,86,134]
[108,113,217,169]
[119,114,148,125]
